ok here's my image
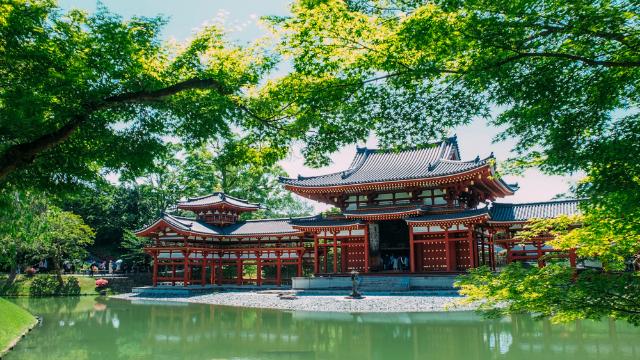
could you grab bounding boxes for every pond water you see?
[7,296,640,360]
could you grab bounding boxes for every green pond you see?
[6,296,640,360]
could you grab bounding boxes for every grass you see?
[0,297,37,353]
[0,274,106,296]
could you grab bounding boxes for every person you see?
[89,264,96,277]
[392,255,399,271]
[108,260,113,274]
[115,259,123,273]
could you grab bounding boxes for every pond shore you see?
[113,291,475,313]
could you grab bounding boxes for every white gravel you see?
[112,292,475,313]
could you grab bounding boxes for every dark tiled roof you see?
[290,215,364,228]
[177,192,260,210]
[155,214,312,236]
[279,137,501,187]
[343,205,426,217]
[405,208,490,223]
[489,199,582,222]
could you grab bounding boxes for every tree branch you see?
[489,51,640,68]
[0,78,231,182]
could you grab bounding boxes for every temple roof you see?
[137,213,310,237]
[281,137,468,187]
[343,205,427,220]
[291,215,365,229]
[279,138,517,196]
[405,208,490,224]
[488,199,582,223]
[177,192,260,211]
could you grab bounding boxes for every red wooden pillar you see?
[276,251,282,286]
[468,229,475,269]
[341,233,348,273]
[488,229,496,271]
[569,248,577,268]
[217,256,223,286]
[256,252,262,286]
[152,251,158,287]
[183,250,189,287]
[296,250,303,277]
[333,230,338,273]
[537,242,545,268]
[409,225,416,273]
[201,252,207,286]
[323,239,328,273]
[171,249,176,286]
[363,225,370,273]
[313,233,319,274]
[214,253,216,285]
[445,227,457,272]
[236,256,243,285]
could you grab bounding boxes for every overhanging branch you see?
[0,78,232,182]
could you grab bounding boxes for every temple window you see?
[419,189,448,206]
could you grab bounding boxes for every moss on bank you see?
[0,297,37,354]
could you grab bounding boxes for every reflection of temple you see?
[137,137,581,286]
[14,298,640,360]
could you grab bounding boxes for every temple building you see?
[136,137,581,287]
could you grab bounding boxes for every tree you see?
[179,138,313,218]
[0,0,275,190]
[272,0,640,322]
[0,190,94,287]
[36,206,94,286]
[0,191,49,285]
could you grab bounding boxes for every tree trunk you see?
[5,265,18,287]
[52,260,64,287]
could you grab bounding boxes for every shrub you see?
[62,277,81,295]
[95,278,109,288]
[29,275,59,297]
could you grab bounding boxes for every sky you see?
[59,0,582,212]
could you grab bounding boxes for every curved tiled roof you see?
[177,192,260,210]
[405,208,490,223]
[279,137,496,188]
[290,215,364,228]
[138,214,316,237]
[343,205,426,217]
[489,199,582,222]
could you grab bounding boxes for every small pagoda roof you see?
[177,192,261,211]
[488,199,582,223]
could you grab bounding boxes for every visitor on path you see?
[115,259,123,273]
[392,255,399,271]
[108,260,113,274]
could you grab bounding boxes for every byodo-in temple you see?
[136,137,581,287]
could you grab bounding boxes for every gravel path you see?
[113,292,475,313]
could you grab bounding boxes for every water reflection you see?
[8,297,640,360]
